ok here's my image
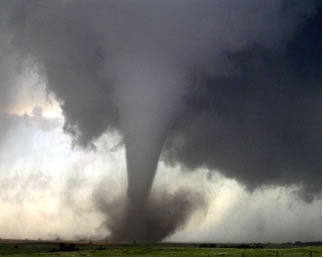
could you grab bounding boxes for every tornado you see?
[111,54,186,241]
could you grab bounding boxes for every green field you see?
[0,241,321,257]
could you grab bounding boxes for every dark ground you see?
[0,239,321,257]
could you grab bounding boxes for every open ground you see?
[0,240,321,257]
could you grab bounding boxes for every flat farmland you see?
[0,240,321,256]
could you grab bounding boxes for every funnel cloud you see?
[0,0,321,241]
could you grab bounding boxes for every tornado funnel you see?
[116,54,185,215]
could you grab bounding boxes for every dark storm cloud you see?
[0,10,20,113]
[0,0,321,241]
[2,0,316,147]
[163,5,322,198]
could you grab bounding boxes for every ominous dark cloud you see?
[163,6,322,199]
[2,0,317,146]
[0,0,321,241]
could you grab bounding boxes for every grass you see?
[0,242,321,257]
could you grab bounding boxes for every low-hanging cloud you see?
[163,10,321,199]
